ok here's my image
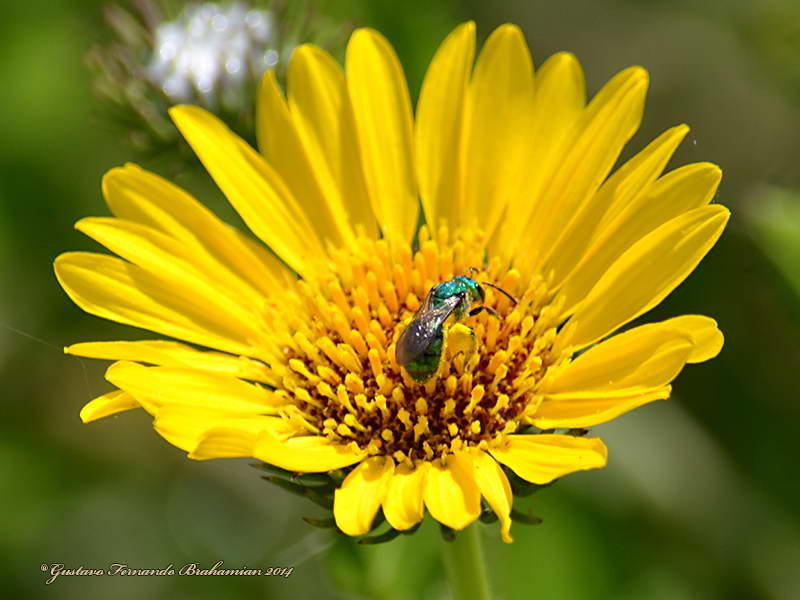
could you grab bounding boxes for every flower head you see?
[58,23,729,543]
[146,2,278,105]
[87,0,348,158]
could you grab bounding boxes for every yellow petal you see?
[415,22,475,230]
[285,45,377,238]
[533,387,671,429]
[423,452,481,530]
[562,205,730,349]
[471,450,514,543]
[102,164,291,301]
[461,24,534,238]
[346,28,417,242]
[54,252,262,358]
[524,67,649,273]
[190,416,301,459]
[661,315,724,363]
[490,434,608,484]
[537,316,713,427]
[153,405,288,453]
[76,217,261,328]
[189,427,258,459]
[169,105,326,277]
[493,51,584,258]
[594,129,696,234]
[383,462,429,531]
[530,51,585,133]
[254,434,364,472]
[105,361,281,413]
[334,456,394,536]
[560,162,722,314]
[561,313,723,375]
[547,322,694,396]
[256,69,356,249]
[66,340,278,385]
[543,124,690,289]
[79,390,139,423]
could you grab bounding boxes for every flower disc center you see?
[276,227,567,464]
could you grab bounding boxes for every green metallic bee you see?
[396,274,517,382]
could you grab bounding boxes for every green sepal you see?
[479,508,499,524]
[504,466,555,497]
[439,524,456,542]
[369,509,386,532]
[567,428,589,437]
[250,461,335,487]
[250,461,295,478]
[327,469,347,484]
[261,476,334,509]
[510,508,543,525]
[358,528,403,545]
[303,516,338,529]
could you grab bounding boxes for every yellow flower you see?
[55,23,728,544]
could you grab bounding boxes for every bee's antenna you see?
[467,266,480,278]
[482,282,518,305]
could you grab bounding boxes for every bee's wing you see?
[396,294,460,366]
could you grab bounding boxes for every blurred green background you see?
[2,0,799,598]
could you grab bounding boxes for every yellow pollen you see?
[344,414,366,432]
[316,365,339,385]
[413,416,429,441]
[316,381,335,400]
[492,364,509,390]
[336,386,357,414]
[289,359,319,384]
[375,395,389,418]
[345,373,365,394]
[274,227,569,461]
[491,394,510,416]
[465,385,485,415]
[367,349,383,378]
[352,307,370,337]
[377,374,393,396]
[366,332,385,359]
[354,393,372,412]
[398,408,412,428]
[444,375,457,397]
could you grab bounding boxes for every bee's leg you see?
[469,305,501,319]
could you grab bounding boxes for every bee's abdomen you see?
[404,328,444,382]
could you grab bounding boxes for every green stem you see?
[441,524,491,600]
